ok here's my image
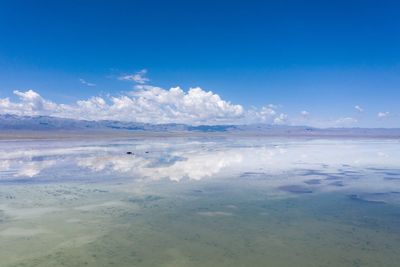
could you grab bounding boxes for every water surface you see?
[1,137,400,266]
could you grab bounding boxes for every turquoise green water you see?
[0,138,399,266]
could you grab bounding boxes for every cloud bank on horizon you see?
[0,70,395,127]
[0,86,286,125]
[0,85,395,127]
[0,68,290,125]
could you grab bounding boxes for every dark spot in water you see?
[239,172,267,180]
[128,195,163,205]
[279,185,313,194]
[126,152,134,155]
[366,168,400,176]
[240,172,265,177]
[193,189,203,193]
[349,191,399,204]
[384,176,400,181]
[348,194,386,204]
[300,170,328,176]
[339,170,359,175]
[329,181,344,187]
[31,156,47,161]
[93,189,108,193]
[384,172,400,176]
[303,179,321,185]
[325,175,342,181]
[366,167,386,171]
[367,167,384,171]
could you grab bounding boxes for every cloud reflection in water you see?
[0,140,399,195]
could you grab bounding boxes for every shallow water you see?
[1,137,400,266]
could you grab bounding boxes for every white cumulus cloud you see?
[273,113,288,125]
[0,90,59,116]
[0,86,287,125]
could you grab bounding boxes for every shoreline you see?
[1,130,399,141]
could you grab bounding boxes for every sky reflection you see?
[1,139,399,196]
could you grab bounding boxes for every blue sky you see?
[0,0,399,127]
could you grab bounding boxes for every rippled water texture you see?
[1,137,400,266]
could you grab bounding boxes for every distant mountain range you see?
[1,114,400,137]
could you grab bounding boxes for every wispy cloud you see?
[355,105,363,112]
[334,117,358,127]
[378,111,390,118]
[118,69,149,84]
[300,110,310,117]
[79,78,96,87]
